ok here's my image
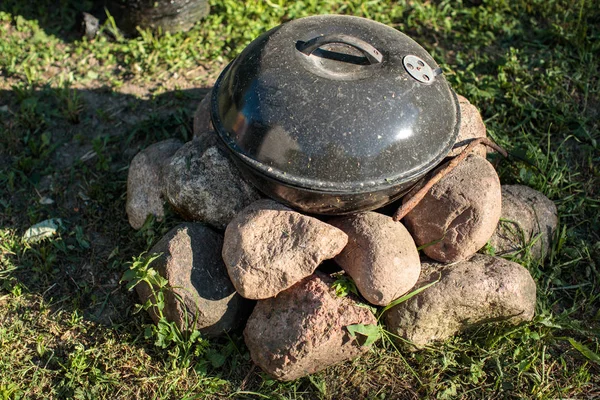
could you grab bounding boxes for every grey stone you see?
[222,199,348,299]
[126,139,183,230]
[136,223,251,336]
[403,154,501,263]
[448,94,487,158]
[244,272,377,381]
[490,185,558,259]
[193,89,214,138]
[165,141,261,230]
[329,212,421,306]
[192,90,219,152]
[81,12,100,39]
[384,254,536,350]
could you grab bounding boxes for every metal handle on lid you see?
[297,34,383,65]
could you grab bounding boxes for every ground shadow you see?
[0,85,211,326]
[0,83,277,397]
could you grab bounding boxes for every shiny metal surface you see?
[211,15,460,213]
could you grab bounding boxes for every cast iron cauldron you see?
[211,15,460,215]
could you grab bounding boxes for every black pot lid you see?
[211,15,460,193]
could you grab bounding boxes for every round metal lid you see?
[211,15,460,193]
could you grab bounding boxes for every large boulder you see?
[222,199,348,299]
[165,142,261,230]
[402,154,501,263]
[126,139,183,229]
[244,273,377,381]
[136,223,251,336]
[384,254,536,350]
[448,94,487,158]
[329,212,421,306]
[489,185,558,259]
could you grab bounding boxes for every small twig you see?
[239,364,256,391]
[393,137,508,222]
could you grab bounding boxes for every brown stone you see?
[329,212,421,306]
[448,94,487,158]
[244,273,377,381]
[403,154,501,263]
[384,254,536,349]
[222,199,348,299]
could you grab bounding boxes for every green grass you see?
[0,0,599,398]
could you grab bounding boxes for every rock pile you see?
[125,93,558,381]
